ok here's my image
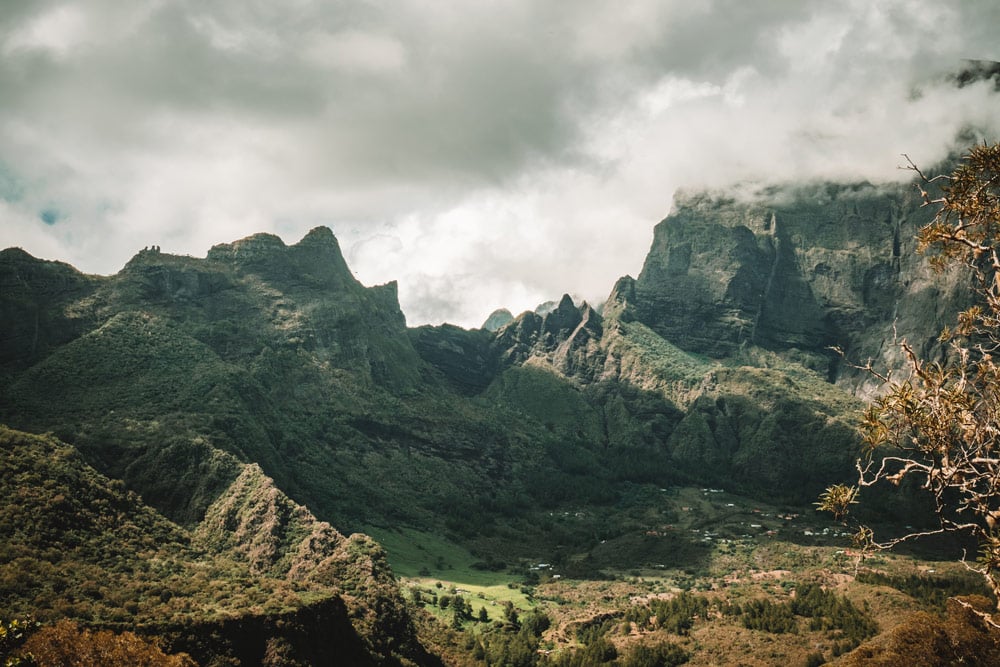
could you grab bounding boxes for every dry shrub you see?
[20,620,196,667]
[836,596,1000,666]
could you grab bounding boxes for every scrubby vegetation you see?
[0,425,430,665]
[625,592,709,635]
[20,620,195,667]
[856,570,995,610]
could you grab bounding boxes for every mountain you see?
[481,308,514,332]
[0,172,973,663]
[410,181,965,509]
[0,425,429,666]
[629,182,968,390]
[2,180,962,532]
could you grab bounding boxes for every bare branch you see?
[822,144,1000,610]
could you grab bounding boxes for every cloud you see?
[1,1,999,326]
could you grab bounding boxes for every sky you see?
[2,1,1000,328]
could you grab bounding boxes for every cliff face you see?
[406,179,969,504]
[630,183,969,386]
[636,186,892,358]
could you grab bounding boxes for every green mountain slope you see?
[0,177,970,662]
[0,214,882,547]
[0,425,435,666]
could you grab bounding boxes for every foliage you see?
[815,484,858,523]
[624,592,709,636]
[20,620,195,667]
[616,641,690,667]
[788,583,878,645]
[837,596,1000,665]
[469,610,551,667]
[739,598,798,634]
[856,570,995,610]
[0,618,39,667]
[824,143,1000,611]
[723,583,876,646]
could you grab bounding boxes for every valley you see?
[375,485,988,666]
[2,166,998,665]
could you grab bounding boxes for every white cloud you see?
[1,1,1000,327]
[3,5,89,57]
[301,30,407,73]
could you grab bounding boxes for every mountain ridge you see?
[0,174,975,663]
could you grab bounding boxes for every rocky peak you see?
[290,226,355,281]
[206,233,287,263]
[603,275,636,321]
[541,294,582,340]
[206,228,360,292]
[577,302,603,336]
[296,225,338,248]
[482,308,514,331]
[194,463,345,578]
[492,310,542,366]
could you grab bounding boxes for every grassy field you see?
[363,525,538,623]
[369,486,995,664]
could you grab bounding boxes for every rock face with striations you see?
[406,176,976,504]
[629,182,969,385]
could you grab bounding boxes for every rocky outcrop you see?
[494,294,593,369]
[194,464,432,665]
[628,183,969,386]
[121,250,235,305]
[194,464,345,578]
[206,232,288,264]
[482,308,514,331]
[550,302,603,380]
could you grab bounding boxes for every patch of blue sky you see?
[39,207,62,225]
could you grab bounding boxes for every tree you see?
[823,143,1000,618]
